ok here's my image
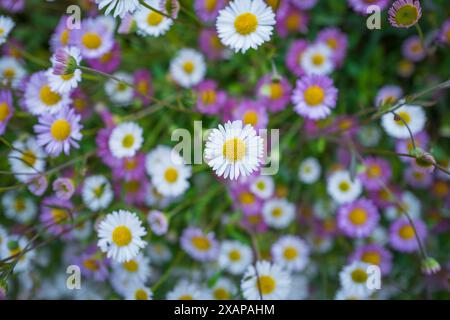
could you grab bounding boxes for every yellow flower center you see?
[61,73,74,81]
[100,51,112,63]
[122,134,135,148]
[125,180,140,193]
[112,226,132,247]
[394,111,411,126]
[205,0,217,12]
[257,275,276,295]
[182,61,195,74]
[213,288,230,300]
[351,268,368,283]
[201,90,216,105]
[179,295,193,300]
[137,81,148,96]
[228,249,241,261]
[223,138,246,162]
[399,225,414,240]
[243,110,258,127]
[394,5,419,27]
[3,68,15,79]
[123,260,139,272]
[191,236,211,251]
[82,32,102,50]
[367,165,381,178]
[283,246,298,260]
[147,11,164,26]
[15,199,26,212]
[272,207,283,217]
[256,181,265,190]
[60,29,69,45]
[239,191,255,205]
[50,119,71,141]
[348,208,368,226]
[164,167,179,183]
[338,181,350,192]
[135,289,149,300]
[21,149,36,167]
[327,38,338,49]
[40,85,62,106]
[286,13,300,31]
[234,13,258,35]
[83,258,99,271]
[312,54,325,66]
[269,83,283,100]
[304,85,325,106]
[51,208,68,224]
[361,251,381,266]
[0,102,10,121]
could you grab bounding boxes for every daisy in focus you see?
[388,0,422,29]
[48,47,82,94]
[337,198,380,238]
[109,122,144,159]
[96,0,141,18]
[381,105,426,139]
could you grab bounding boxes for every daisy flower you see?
[285,39,308,77]
[241,260,291,300]
[108,122,143,159]
[219,240,253,275]
[388,0,422,29]
[81,175,114,211]
[24,71,72,116]
[112,253,151,285]
[271,235,310,272]
[76,246,109,282]
[198,28,227,61]
[196,79,227,115]
[8,137,46,183]
[0,56,26,89]
[389,218,427,253]
[349,244,393,276]
[337,198,380,238]
[298,157,321,184]
[170,48,206,88]
[317,27,348,68]
[211,278,237,300]
[97,210,147,263]
[72,18,114,59]
[216,0,276,53]
[195,0,225,23]
[104,72,134,106]
[204,120,264,180]
[40,196,75,237]
[358,157,392,191]
[0,15,14,45]
[375,85,403,107]
[167,281,209,300]
[381,105,426,139]
[438,18,450,45]
[27,175,48,196]
[348,0,390,15]
[1,236,35,273]
[47,47,82,94]
[292,74,338,120]
[255,75,292,112]
[145,144,174,177]
[147,210,169,236]
[233,99,268,130]
[2,191,37,223]
[402,35,426,62]
[34,107,83,157]
[385,190,421,221]
[125,285,153,300]
[52,177,75,200]
[133,69,153,105]
[86,41,122,74]
[262,198,296,229]
[135,0,173,37]
[180,227,219,262]
[327,170,363,204]
[0,89,13,135]
[250,175,274,199]
[95,0,141,18]
[300,42,334,76]
[339,261,374,298]
[276,4,309,38]
[50,16,72,51]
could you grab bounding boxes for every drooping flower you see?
[388,0,422,29]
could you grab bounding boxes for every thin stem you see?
[391,111,416,150]
[415,23,425,49]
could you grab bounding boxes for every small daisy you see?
[276,4,309,38]
[133,69,153,105]
[219,240,253,275]
[72,18,114,59]
[50,16,72,51]
[0,89,13,135]
[298,157,321,184]
[125,285,153,300]
[52,177,75,200]
[233,99,268,130]
[97,209,147,263]
[250,175,274,199]
[389,218,427,253]
[292,74,338,120]
[216,0,276,53]
[167,281,209,300]
[135,0,173,37]
[112,253,151,285]
[375,85,403,107]
[241,260,291,300]
[348,0,390,15]
[337,198,380,238]
[34,107,83,157]
[1,236,35,273]
[262,198,296,229]
[147,210,169,236]
[76,246,109,282]
[317,27,348,68]
[108,122,143,159]
[358,157,392,191]
[300,42,335,76]
[170,48,206,88]
[86,41,121,74]
[180,227,219,262]
[104,72,134,106]
[255,75,292,112]
[211,278,237,300]
[8,137,46,183]
[47,47,82,94]
[196,79,227,115]
[95,0,141,18]
[327,170,362,204]
[285,39,308,77]
[339,261,374,298]
[0,56,26,88]
[204,120,264,180]
[81,175,113,212]
[151,152,191,197]
[145,145,174,176]
[271,235,310,272]
[2,191,37,223]
[388,0,422,29]
[381,105,426,139]
[349,244,393,276]
[385,190,421,221]
[198,28,228,61]
[0,15,14,45]
[402,35,426,62]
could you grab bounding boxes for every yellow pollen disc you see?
[61,73,74,81]
[3,68,15,79]
[182,61,195,74]
[179,295,193,300]
[51,209,68,224]
[15,199,25,212]
[201,90,216,105]
[83,258,99,271]
[0,102,10,121]
[286,13,300,31]
[228,249,241,261]
[124,158,138,171]
[395,5,418,27]
[191,236,211,251]
[243,110,258,127]
[256,181,265,190]
[312,54,325,66]
[348,208,368,226]
[283,246,298,260]
[123,260,139,272]
[50,119,71,141]
[394,111,411,126]
[137,81,148,95]
[327,38,338,49]
[40,85,62,106]
[222,138,246,162]
[164,167,179,183]
[234,13,258,35]
[338,181,350,192]
[304,85,325,106]
[367,165,381,178]
[135,289,148,300]
[122,134,135,148]
[205,0,217,12]
[0,28,4,35]
[257,275,276,295]
[213,288,230,300]
[361,251,381,266]
[125,180,140,193]
[21,149,37,167]
[112,226,132,247]
[147,11,164,26]
[270,83,283,100]
[239,191,255,205]
[272,207,283,217]
[351,268,368,283]
[433,181,449,197]
[210,34,223,49]
[399,225,414,240]
[82,32,102,50]
[93,185,104,198]
[60,29,69,45]
[100,52,112,63]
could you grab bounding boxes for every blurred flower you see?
[0,15,14,45]
[135,0,173,37]
[381,105,426,139]
[108,121,143,159]
[180,227,219,262]
[95,0,140,18]
[388,0,422,29]
[337,198,380,238]
[52,177,75,200]
[170,48,206,88]
[389,218,427,253]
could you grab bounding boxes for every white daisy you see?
[135,0,173,37]
[97,210,147,263]
[339,261,374,298]
[0,225,8,246]
[112,253,151,285]
[151,151,191,197]
[298,157,321,184]
[218,240,253,275]
[166,280,209,300]
[204,120,264,180]
[2,191,37,223]
[385,191,421,221]
[241,260,291,300]
[262,198,295,229]
[0,15,15,45]
[211,278,238,300]
[81,175,114,212]
[8,137,46,183]
[216,0,276,53]
[250,175,274,199]
[104,72,134,106]
[271,235,310,272]
[145,144,180,177]
[301,42,335,76]
[47,47,82,94]
[125,285,153,300]
[0,56,26,88]
[327,170,362,204]
[109,122,144,159]
[96,0,141,18]
[381,105,426,139]
[1,236,35,273]
[145,184,176,209]
[170,48,206,88]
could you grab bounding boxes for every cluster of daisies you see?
[0,0,449,301]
